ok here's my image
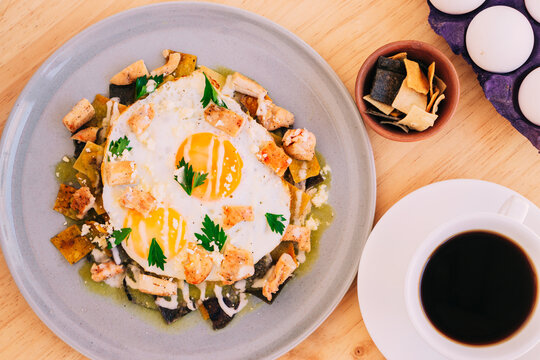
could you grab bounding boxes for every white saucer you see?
[357,179,540,359]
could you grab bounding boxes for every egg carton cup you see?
[427,0,540,150]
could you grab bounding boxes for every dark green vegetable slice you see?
[158,304,192,324]
[246,278,292,305]
[202,285,241,330]
[109,83,136,106]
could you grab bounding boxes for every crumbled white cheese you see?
[80,224,91,236]
[296,251,306,264]
[311,184,328,208]
[62,156,70,162]
[305,216,320,231]
[146,79,157,93]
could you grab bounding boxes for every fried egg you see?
[102,70,291,281]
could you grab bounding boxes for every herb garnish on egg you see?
[201,73,228,109]
[107,227,132,248]
[195,215,227,252]
[265,213,286,235]
[108,135,132,158]
[174,158,208,196]
[148,238,167,270]
[135,74,164,99]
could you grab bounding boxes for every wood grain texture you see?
[1,0,539,359]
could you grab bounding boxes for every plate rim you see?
[0,2,376,359]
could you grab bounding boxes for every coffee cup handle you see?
[499,195,540,237]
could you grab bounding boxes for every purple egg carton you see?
[427,0,540,150]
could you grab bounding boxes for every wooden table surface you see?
[1,0,540,359]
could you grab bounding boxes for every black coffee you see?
[420,230,537,345]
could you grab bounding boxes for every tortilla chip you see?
[427,62,435,97]
[426,89,440,113]
[434,75,446,94]
[403,59,429,95]
[432,94,445,114]
[380,121,409,133]
[391,81,427,114]
[363,95,394,115]
[365,109,403,121]
[398,105,438,131]
[390,52,407,61]
[370,68,405,105]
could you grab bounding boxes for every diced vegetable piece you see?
[73,142,104,187]
[282,225,311,252]
[199,65,226,88]
[171,51,197,77]
[51,225,95,264]
[62,98,95,133]
[53,184,79,219]
[263,253,297,301]
[289,156,321,183]
[256,141,292,177]
[70,186,95,219]
[110,59,149,85]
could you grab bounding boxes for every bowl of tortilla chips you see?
[355,40,460,142]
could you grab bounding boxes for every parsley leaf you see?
[265,213,286,235]
[108,135,132,158]
[174,157,208,196]
[200,73,228,109]
[135,74,164,100]
[148,238,167,270]
[194,215,227,252]
[107,227,132,248]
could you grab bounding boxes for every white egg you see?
[102,71,291,280]
[430,0,485,15]
[466,6,534,73]
[525,0,540,23]
[518,67,540,126]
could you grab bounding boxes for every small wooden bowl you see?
[355,40,460,142]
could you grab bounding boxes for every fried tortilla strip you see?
[398,105,438,131]
[404,59,429,95]
[51,225,95,264]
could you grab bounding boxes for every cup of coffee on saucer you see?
[405,195,540,360]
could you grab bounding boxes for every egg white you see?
[102,70,291,280]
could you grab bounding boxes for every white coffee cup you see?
[405,196,540,360]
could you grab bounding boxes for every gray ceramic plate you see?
[0,3,375,359]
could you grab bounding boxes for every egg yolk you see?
[176,132,243,200]
[123,207,187,260]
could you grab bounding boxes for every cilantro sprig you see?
[148,238,167,270]
[201,73,227,109]
[108,135,132,158]
[195,215,227,252]
[107,227,132,249]
[135,74,164,99]
[265,213,286,235]
[174,158,208,196]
